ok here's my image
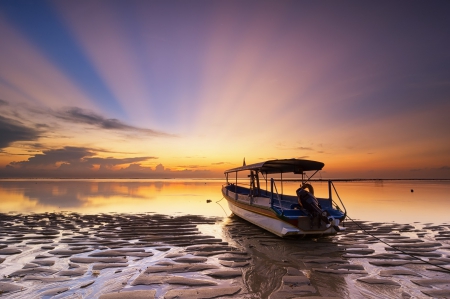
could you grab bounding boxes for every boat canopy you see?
[224,159,324,175]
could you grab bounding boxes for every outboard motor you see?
[325,215,341,232]
[296,188,341,231]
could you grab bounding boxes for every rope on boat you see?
[344,213,450,274]
[331,182,347,219]
[215,196,230,217]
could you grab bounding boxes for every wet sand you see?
[1,213,450,298]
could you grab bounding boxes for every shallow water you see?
[1,179,449,224]
[0,179,227,217]
[1,179,450,298]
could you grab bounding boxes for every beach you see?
[1,212,450,298]
[1,180,450,298]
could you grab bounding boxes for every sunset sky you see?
[1,1,449,179]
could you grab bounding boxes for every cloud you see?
[155,163,164,172]
[0,99,8,106]
[296,156,310,159]
[410,166,450,172]
[275,143,316,151]
[84,157,157,171]
[10,147,95,168]
[9,146,157,172]
[0,115,40,149]
[52,107,174,137]
[121,163,148,172]
[1,146,221,178]
[177,165,205,169]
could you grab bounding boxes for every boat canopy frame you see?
[224,159,324,175]
[224,159,324,188]
[224,159,324,203]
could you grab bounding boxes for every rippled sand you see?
[0,212,450,298]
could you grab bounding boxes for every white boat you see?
[222,159,346,237]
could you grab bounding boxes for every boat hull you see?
[222,187,342,237]
[226,199,300,236]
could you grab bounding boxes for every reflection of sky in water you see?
[0,179,229,217]
[1,179,449,224]
[282,180,450,224]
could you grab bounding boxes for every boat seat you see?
[272,206,307,218]
[283,210,302,216]
[290,203,301,209]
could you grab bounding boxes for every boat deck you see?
[224,184,343,220]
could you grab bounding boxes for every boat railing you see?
[270,178,284,214]
[223,183,253,201]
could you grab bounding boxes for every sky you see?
[0,0,449,179]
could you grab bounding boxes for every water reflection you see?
[280,180,450,224]
[0,179,449,224]
[0,179,229,217]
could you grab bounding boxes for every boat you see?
[222,159,346,237]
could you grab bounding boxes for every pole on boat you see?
[235,171,238,199]
[270,177,274,206]
[281,172,283,198]
[256,171,260,196]
[265,173,268,195]
[328,180,332,201]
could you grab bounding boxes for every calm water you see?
[1,179,449,224]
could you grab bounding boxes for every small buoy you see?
[411,189,414,193]
[206,199,212,203]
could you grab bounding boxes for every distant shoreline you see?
[0,177,223,180]
[0,177,449,181]
[280,178,450,182]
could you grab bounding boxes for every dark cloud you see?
[35,123,50,129]
[86,157,155,166]
[53,107,174,137]
[10,146,156,170]
[11,147,95,168]
[0,115,40,149]
[28,143,46,149]
[0,99,8,106]
[1,147,220,178]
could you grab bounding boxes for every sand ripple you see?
[1,212,450,298]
